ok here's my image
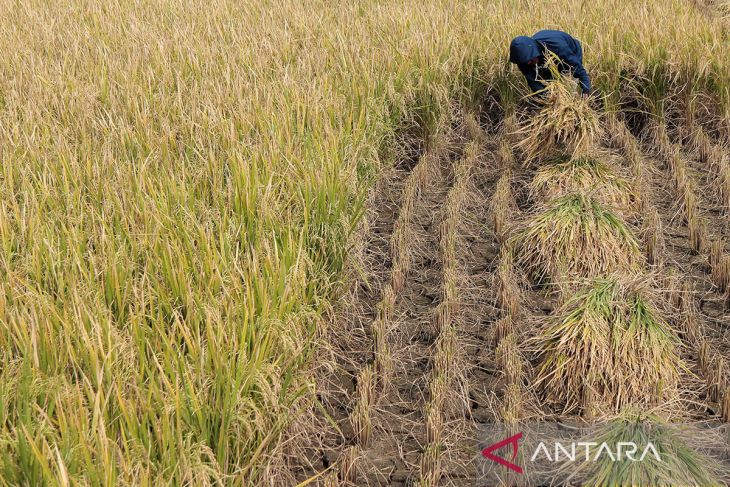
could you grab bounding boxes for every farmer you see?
[509,30,591,97]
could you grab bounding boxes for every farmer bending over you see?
[509,30,591,97]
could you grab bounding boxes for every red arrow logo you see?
[481,432,523,474]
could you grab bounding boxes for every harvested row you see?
[490,119,529,428]
[417,111,536,486]
[305,139,425,485]
[640,119,730,423]
[390,132,452,294]
[348,118,463,485]
[514,116,674,415]
[476,115,540,487]
[506,81,724,483]
[301,128,451,485]
[418,114,483,486]
[683,126,730,300]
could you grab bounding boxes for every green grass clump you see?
[535,278,684,414]
[513,194,642,283]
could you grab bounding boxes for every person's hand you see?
[581,91,590,99]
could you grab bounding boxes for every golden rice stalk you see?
[377,285,396,323]
[698,339,712,376]
[668,150,688,193]
[642,208,665,267]
[418,442,441,487]
[432,327,454,372]
[339,445,359,484]
[513,194,642,283]
[682,304,701,348]
[425,394,444,445]
[529,154,636,213]
[629,161,649,213]
[434,325,469,418]
[495,334,524,387]
[667,149,704,254]
[323,471,340,487]
[491,315,514,347]
[535,277,683,414]
[721,388,730,423]
[495,245,522,318]
[677,280,702,346]
[685,194,705,254]
[503,112,519,140]
[501,383,523,420]
[688,126,714,164]
[391,262,406,294]
[664,268,683,310]
[433,301,449,335]
[464,112,485,144]
[516,67,601,164]
[371,318,392,390]
[708,239,730,292]
[497,139,515,169]
[647,119,674,161]
[491,168,515,244]
[604,113,627,151]
[609,115,640,157]
[705,143,730,210]
[706,355,725,403]
[717,160,730,211]
[443,267,459,316]
[351,365,375,447]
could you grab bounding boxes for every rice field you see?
[1,0,730,485]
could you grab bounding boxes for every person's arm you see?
[563,49,591,94]
[518,63,545,93]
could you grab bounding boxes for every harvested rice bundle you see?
[516,63,601,164]
[513,193,642,283]
[529,154,636,212]
[535,277,684,414]
[579,412,721,486]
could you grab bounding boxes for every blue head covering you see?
[509,36,541,64]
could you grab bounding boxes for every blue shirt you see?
[509,30,591,94]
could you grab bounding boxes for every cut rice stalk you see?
[516,60,601,164]
[722,388,730,423]
[534,277,684,414]
[513,194,643,283]
[642,208,665,267]
[581,413,720,486]
[529,154,636,213]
